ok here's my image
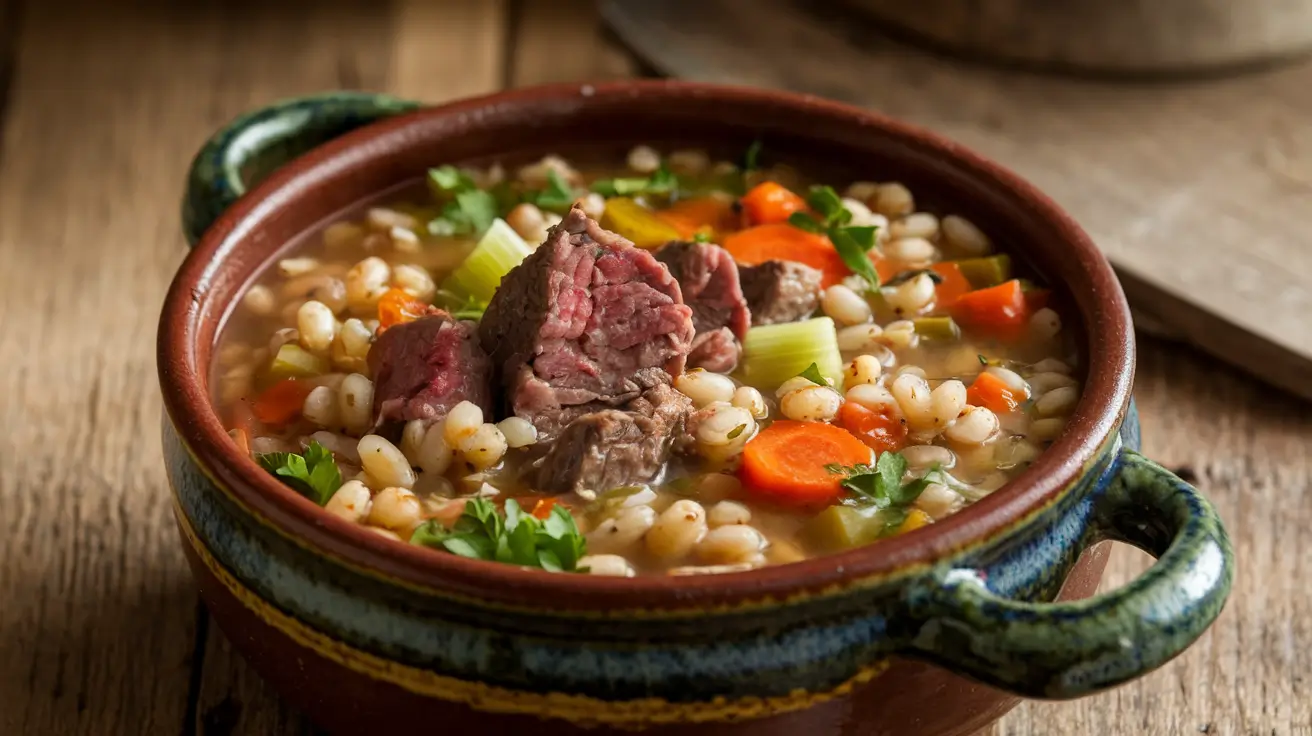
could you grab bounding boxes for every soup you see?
[211,145,1082,577]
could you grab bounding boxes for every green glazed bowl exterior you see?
[158,85,1232,735]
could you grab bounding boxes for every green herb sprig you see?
[787,185,882,288]
[592,163,677,199]
[526,169,577,213]
[256,440,342,506]
[411,498,588,572]
[796,361,830,387]
[426,165,498,237]
[825,451,936,538]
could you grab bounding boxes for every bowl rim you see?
[158,80,1134,612]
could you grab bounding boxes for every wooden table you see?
[0,1,1303,733]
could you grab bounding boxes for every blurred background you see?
[0,1,1306,734]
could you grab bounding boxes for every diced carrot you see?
[656,196,740,238]
[837,401,908,454]
[378,287,433,329]
[951,279,1029,338]
[740,420,873,506]
[739,182,808,226]
[723,224,851,287]
[966,371,1021,414]
[930,262,974,309]
[251,378,314,427]
[531,497,559,520]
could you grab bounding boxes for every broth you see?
[211,145,1082,577]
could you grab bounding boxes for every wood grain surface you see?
[600,0,1312,405]
[0,1,1302,734]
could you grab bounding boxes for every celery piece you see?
[739,317,843,390]
[804,506,879,552]
[953,254,1012,289]
[913,316,962,341]
[268,343,329,380]
[441,218,533,304]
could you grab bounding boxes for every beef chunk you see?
[738,259,824,325]
[655,240,750,372]
[533,381,693,494]
[479,206,694,439]
[367,313,492,427]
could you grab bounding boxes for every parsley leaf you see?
[425,165,499,237]
[784,185,883,288]
[787,211,825,234]
[691,231,712,243]
[797,362,829,386]
[830,226,881,288]
[742,139,763,172]
[592,162,678,199]
[410,497,588,572]
[255,440,342,506]
[528,169,577,213]
[829,451,932,511]
[434,289,488,321]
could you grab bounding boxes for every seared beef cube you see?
[738,260,823,325]
[534,382,693,494]
[479,206,694,439]
[367,313,492,427]
[655,240,750,372]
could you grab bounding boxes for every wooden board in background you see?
[601,0,1312,403]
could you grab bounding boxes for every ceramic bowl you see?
[158,82,1232,736]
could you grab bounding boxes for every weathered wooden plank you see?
[510,0,639,86]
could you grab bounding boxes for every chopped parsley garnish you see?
[978,353,990,366]
[592,162,678,199]
[827,451,934,512]
[434,289,488,321]
[787,185,882,288]
[691,231,712,243]
[426,165,497,237]
[797,362,829,386]
[527,169,577,213]
[411,497,588,572]
[255,440,342,506]
[742,139,763,172]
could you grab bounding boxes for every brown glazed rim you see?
[159,80,1134,612]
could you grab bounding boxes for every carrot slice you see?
[740,421,873,506]
[837,401,908,454]
[657,196,740,238]
[930,262,974,309]
[740,182,808,226]
[723,224,851,287]
[378,288,432,329]
[952,279,1029,338]
[531,497,560,520]
[251,378,314,427]
[966,371,1021,414]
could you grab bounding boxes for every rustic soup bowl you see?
[158,82,1233,736]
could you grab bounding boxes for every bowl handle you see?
[902,449,1233,699]
[181,91,421,247]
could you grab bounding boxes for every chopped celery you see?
[739,317,843,390]
[599,197,681,249]
[953,254,1012,289]
[804,506,874,552]
[913,316,961,341]
[441,218,533,303]
[269,343,329,379]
